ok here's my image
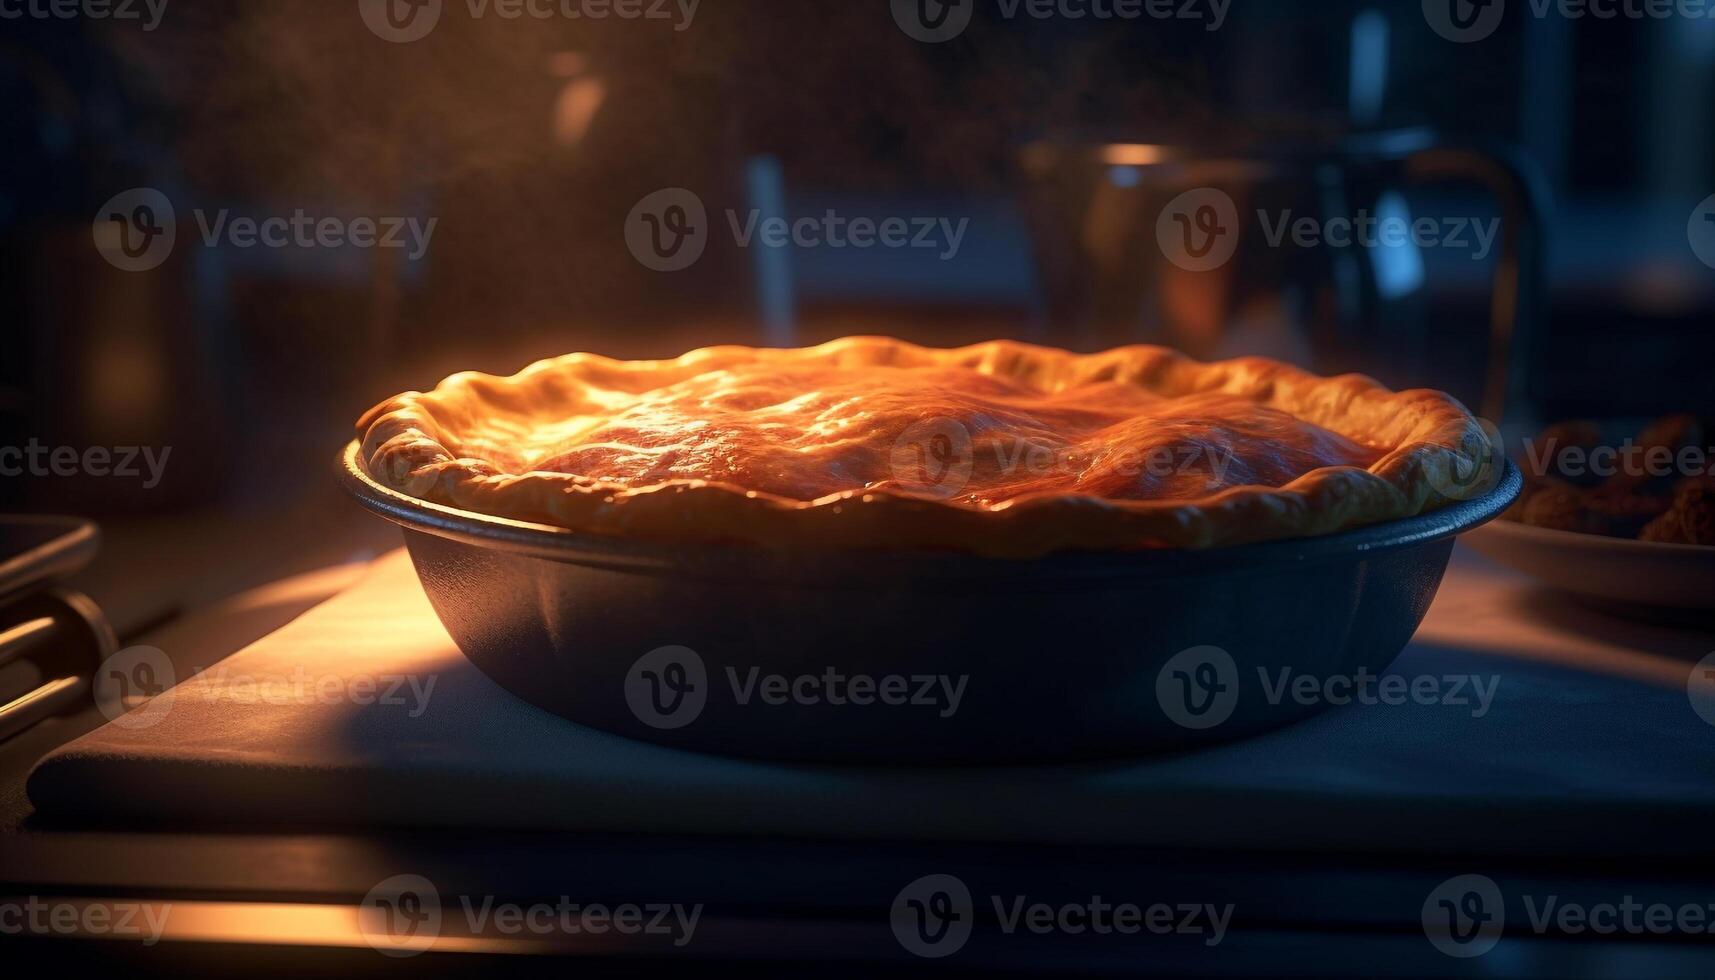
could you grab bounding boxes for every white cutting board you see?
[29,548,1715,856]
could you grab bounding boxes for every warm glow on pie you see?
[529,363,1382,504]
[357,337,1497,556]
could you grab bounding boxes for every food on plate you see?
[1506,414,1714,546]
[1640,483,1715,546]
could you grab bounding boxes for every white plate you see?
[1462,519,1715,612]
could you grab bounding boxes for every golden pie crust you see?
[356,336,1498,557]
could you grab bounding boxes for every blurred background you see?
[1,0,1711,543]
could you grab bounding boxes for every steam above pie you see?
[357,337,1498,556]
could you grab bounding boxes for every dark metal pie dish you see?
[340,441,1521,764]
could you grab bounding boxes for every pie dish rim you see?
[340,439,1521,573]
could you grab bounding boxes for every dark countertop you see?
[2,509,1713,976]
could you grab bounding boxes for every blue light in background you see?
[1370,191,1426,299]
[1349,10,1389,127]
[745,155,795,346]
[1108,165,1143,189]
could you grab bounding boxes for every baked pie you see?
[356,337,1498,557]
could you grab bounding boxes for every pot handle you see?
[1389,140,1551,428]
[0,590,115,742]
